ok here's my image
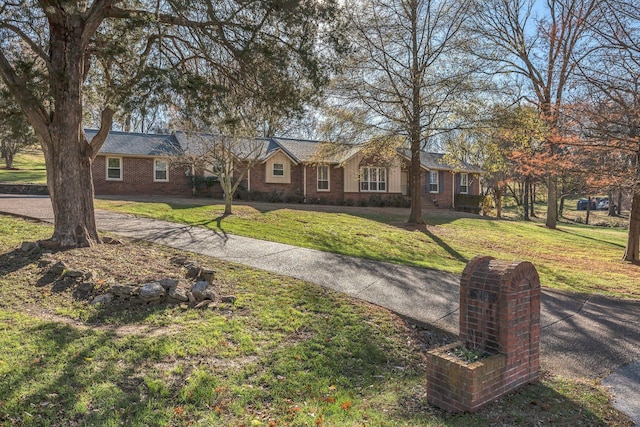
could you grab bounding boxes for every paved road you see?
[1,194,639,424]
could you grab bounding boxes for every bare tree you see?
[576,0,640,261]
[333,0,476,224]
[177,132,266,215]
[472,0,605,229]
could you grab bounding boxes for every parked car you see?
[577,199,596,211]
[597,199,609,210]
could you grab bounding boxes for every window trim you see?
[154,159,169,182]
[272,163,285,177]
[459,172,468,194]
[317,165,330,191]
[360,166,387,192]
[428,170,439,193]
[106,157,122,181]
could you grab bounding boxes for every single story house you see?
[88,129,483,209]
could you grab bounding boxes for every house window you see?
[429,171,439,193]
[273,163,284,176]
[154,159,168,182]
[460,173,468,194]
[317,165,329,191]
[360,167,386,192]
[106,157,122,181]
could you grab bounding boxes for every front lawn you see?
[94,199,640,299]
[0,215,632,426]
[0,150,47,184]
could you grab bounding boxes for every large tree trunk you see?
[546,175,558,228]
[494,186,503,218]
[623,188,640,262]
[523,178,530,221]
[529,181,536,217]
[407,142,423,224]
[40,19,101,248]
[224,192,233,216]
[608,190,615,216]
[617,188,623,215]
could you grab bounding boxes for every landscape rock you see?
[220,295,237,304]
[167,287,189,302]
[20,241,39,253]
[73,283,95,300]
[201,268,215,283]
[185,263,203,280]
[204,287,220,302]
[139,282,166,303]
[170,256,189,266]
[91,293,113,305]
[187,291,196,303]
[191,281,210,301]
[65,270,84,278]
[111,285,139,298]
[102,236,123,245]
[49,261,68,276]
[158,278,179,290]
[37,259,53,268]
[195,300,212,309]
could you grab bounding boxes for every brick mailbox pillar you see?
[427,255,541,412]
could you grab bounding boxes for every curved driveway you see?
[1,194,639,423]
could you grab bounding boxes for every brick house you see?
[89,129,483,208]
[88,129,192,196]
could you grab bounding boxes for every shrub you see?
[266,190,284,203]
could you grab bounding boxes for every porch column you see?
[303,166,307,199]
[451,171,456,209]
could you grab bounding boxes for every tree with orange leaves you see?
[471,0,605,229]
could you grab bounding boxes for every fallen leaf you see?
[340,401,352,410]
[174,406,184,415]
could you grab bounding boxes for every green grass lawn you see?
[0,215,631,426]
[94,199,640,299]
[0,150,47,184]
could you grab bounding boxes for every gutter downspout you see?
[248,168,251,192]
[303,166,307,202]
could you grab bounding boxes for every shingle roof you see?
[399,149,484,173]
[87,129,482,173]
[271,137,361,164]
[174,132,359,165]
[174,131,276,159]
[86,129,182,157]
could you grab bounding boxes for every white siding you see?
[343,152,363,192]
[388,161,402,193]
[265,151,292,184]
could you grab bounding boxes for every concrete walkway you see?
[1,194,639,424]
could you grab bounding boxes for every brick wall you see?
[427,343,507,412]
[245,161,303,196]
[427,255,541,412]
[422,172,481,209]
[93,156,192,196]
